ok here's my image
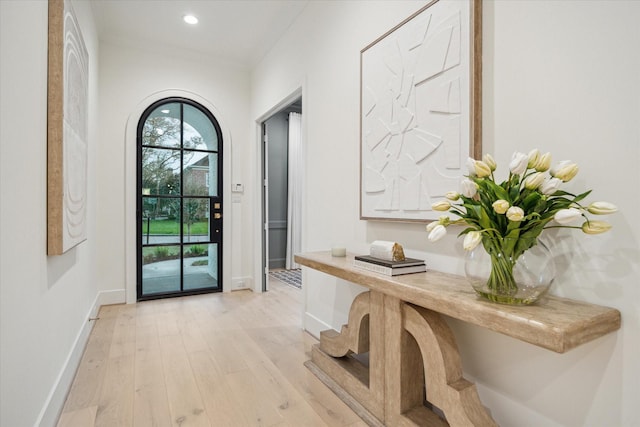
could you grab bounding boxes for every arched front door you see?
[136,97,223,300]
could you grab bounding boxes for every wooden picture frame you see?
[360,0,482,222]
[47,0,89,254]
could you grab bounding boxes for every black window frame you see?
[136,97,223,301]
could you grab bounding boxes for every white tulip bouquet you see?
[427,149,617,302]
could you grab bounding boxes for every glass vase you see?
[464,239,556,305]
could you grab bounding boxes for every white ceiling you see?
[91,0,309,68]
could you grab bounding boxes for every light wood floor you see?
[57,279,365,427]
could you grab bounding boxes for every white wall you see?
[0,1,100,426]
[96,40,253,300]
[251,1,640,425]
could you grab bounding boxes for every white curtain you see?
[285,112,302,270]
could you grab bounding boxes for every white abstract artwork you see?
[48,0,89,254]
[360,0,481,221]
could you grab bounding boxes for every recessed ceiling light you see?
[183,15,198,25]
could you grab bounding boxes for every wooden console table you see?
[295,251,621,427]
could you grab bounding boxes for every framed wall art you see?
[47,0,89,254]
[360,0,482,222]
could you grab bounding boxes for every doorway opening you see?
[136,97,223,301]
[261,97,302,292]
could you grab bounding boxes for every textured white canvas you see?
[61,0,89,251]
[361,0,476,221]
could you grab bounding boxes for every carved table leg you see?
[319,291,371,356]
[398,302,497,427]
[385,295,448,427]
[305,290,386,424]
[307,292,495,427]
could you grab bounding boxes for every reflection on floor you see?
[269,269,302,289]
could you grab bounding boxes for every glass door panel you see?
[184,103,218,151]
[183,198,209,243]
[142,245,182,294]
[141,147,182,196]
[183,243,218,290]
[142,103,181,148]
[141,197,180,245]
[183,152,216,196]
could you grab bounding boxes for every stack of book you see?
[353,255,427,276]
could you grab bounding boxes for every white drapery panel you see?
[285,112,302,269]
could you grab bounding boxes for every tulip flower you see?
[445,191,460,201]
[474,160,492,178]
[466,157,477,176]
[551,160,579,182]
[426,215,451,232]
[587,201,618,215]
[482,154,497,171]
[431,200,451,211]
[426,221,439,232]
[463,231,482,251]
[524,172,545,190]
[506,206,525,222]
[428,224,447,242]
[492,199,510,214]
[509,152,529,175]
[527,149,540,169]
[534,152,552,172]
[581,220,612,235]
[460,178,478,198]
[539,177,562,195]
[554,208,582,225]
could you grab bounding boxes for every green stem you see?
[543,225,582,230]
[487,252,518,296]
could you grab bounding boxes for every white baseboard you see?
[97,289,126,306]
[231,276,253,291]
[304,312,333,340]
[36,289,126,427]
